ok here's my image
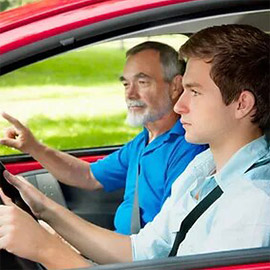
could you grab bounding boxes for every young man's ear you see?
[235,90,256,119]
[170,75,183,102]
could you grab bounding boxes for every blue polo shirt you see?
[91,120,207,235]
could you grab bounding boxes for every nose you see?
[174,90,189,115]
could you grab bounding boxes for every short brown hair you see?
[180,24,270,132]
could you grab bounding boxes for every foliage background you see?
[0,33,187,156]
[0,45,142,155]
[0,0,38,11]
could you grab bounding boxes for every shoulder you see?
[220,177,270,213]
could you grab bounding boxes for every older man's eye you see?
[122,82,129,88]
[138,80,150,86]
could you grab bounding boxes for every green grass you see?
[0,45,133,156]
[0,47,126,87]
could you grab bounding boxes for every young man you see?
[0,24,269,269]
[0,42,206,235]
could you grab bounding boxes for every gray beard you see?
[125,100,173,127]
[126,111,150,127]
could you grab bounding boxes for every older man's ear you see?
[170,75,183,102]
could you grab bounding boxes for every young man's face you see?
[174,58,237,145]
[121,49,173,127]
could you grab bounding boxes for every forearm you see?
[43,198,133,264]
[39,230,92,269]
[29,142,101,190]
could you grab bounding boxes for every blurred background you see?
[0,0,38,11]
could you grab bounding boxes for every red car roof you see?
[0,0,196,53]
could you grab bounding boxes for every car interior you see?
[0,0,269,269]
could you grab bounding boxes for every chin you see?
[126,113,145,127]
[184,134,205,145]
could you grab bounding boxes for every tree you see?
[0,0,38,12]
[0,0,11,11]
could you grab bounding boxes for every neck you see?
[145,112,179,143]
[210,127,263,172]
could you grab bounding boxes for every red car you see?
[0,0,269,269]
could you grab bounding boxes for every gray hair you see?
[126,41,185,82]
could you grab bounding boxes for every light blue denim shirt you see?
[131,136,270,260]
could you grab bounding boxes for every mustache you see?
[126,99,146,108]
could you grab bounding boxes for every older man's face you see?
[121,49,173,127]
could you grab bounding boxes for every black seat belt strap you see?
[168,185,223,257]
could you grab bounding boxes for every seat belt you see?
[131,165,141,234]
[168,185,223,257]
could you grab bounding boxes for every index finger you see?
[1,112,25,130]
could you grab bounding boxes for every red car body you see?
[0,0,196,53]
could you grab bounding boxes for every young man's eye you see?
[191,89,200,96]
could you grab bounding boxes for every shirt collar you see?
[143,119,184,139]
[215,135,270,191]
